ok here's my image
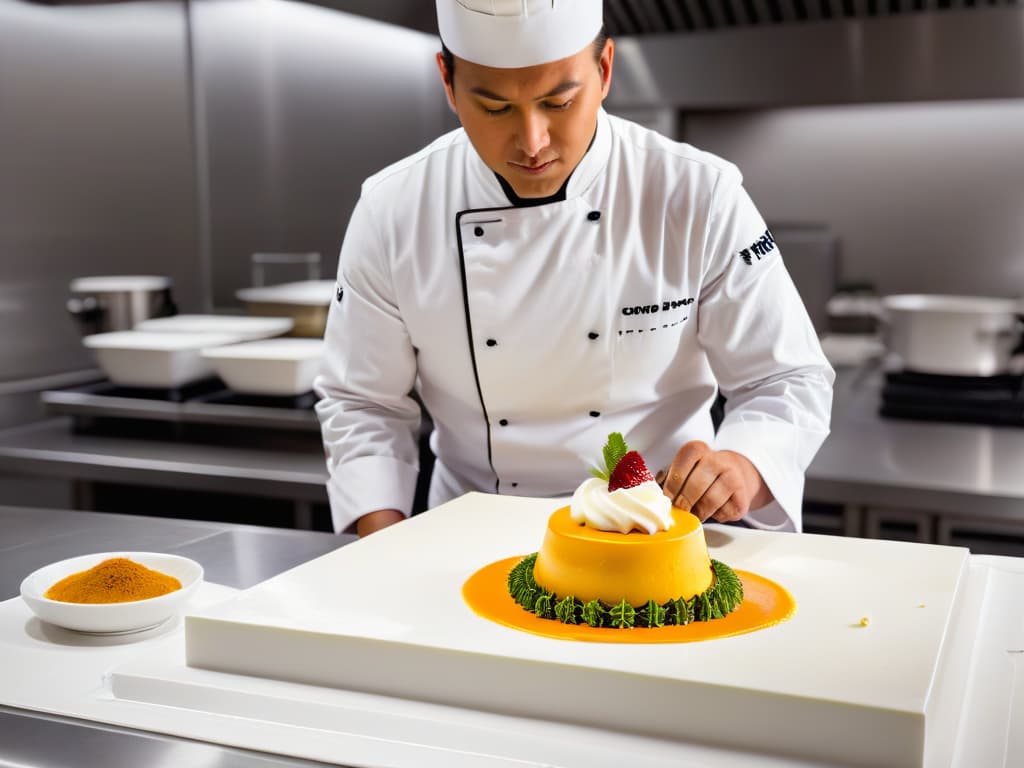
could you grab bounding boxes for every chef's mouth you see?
[509,159,556,175]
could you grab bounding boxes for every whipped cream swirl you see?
[570,477,673,535]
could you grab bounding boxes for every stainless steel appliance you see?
[877,295,1024,427]
[235,280,335,338]
[67,276,177,336]
[881,294,1024,378]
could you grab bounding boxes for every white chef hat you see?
[436,0,604,69]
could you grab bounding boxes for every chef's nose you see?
[515,109,550,158]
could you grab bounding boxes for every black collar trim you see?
[494,172,569,208]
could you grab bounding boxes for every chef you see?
[314,0,834,537]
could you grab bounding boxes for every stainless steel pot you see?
[235,280,334,338]
[881,294,1024,376]
[67,275,177,336]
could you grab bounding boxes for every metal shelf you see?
[41,381,319,432]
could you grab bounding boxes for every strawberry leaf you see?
[602,432,629,477]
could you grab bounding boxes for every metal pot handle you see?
[66,296,104,336]
[1013,313,1024,356]
[975,322,1024,358]
[162,294,179,318]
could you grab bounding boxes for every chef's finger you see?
[661,441,710,501]
[683,465,727,520]
[678,451,722,508]
[708,493,746,523]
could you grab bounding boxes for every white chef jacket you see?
[314,108,834,534]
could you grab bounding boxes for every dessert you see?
[507,433,743,628]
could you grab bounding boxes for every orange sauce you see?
[463,556,795,644]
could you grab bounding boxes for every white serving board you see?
[179,493,972,768]
[4,548,1020,767]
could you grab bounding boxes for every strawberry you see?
[607,450,655,491]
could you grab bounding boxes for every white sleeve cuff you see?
[742,500,796,532]
[325,454,419,534]
[713,420,825,534]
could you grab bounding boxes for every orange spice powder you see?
[45,557,181,604]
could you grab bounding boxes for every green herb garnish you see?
[608,599,636,629]
[581,599,605,628]
[590,432,629,481]
[554,595,580,624]
[533,592,554,619]
[638,599,666,628]
[507,555,743,629]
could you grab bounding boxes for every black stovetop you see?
[880,370,1024,427]
[40,379,320,437]
[88,379,317,410]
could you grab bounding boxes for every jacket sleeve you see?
[697,167,835,532]
[313,195,421,533]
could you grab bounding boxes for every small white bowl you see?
[201,338,324,396]
[20,552,203,634]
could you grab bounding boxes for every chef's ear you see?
[598,38,614,100]
[436,52,457,112]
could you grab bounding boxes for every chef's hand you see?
[656,441,773,523]
[355,508,405,537]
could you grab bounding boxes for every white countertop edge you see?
[0,555,1022,767]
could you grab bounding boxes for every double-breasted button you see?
[587,210,601,221]
[486,338,497,347]
[474,225,484,236]
[588,331,599,340]
[589,411,601,418]
[499,418,509,426]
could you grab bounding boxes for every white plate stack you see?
[82,315,295,389]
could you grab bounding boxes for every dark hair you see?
[441,24,610,85]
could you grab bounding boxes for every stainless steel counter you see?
[3,401,1024,767]
[1,367,1023,529]
[806,367,1024,520]
[0,416,328,502]
[0,504,353,768]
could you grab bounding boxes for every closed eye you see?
[481,101,572,116]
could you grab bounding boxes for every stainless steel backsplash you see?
[0,0,201,390]
[2,0,1021,429]
[0,0,453,426]
[190,0,455,308]
[685,100,1024,299]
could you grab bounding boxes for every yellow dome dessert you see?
[533,505,713,607]
[505,432,743,629]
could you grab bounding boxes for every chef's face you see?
[437,38,614,199]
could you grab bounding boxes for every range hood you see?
[312,0,1024,108]
[311,0,1023,36]
[602,0,1023,35]
[609,3,1024,108]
